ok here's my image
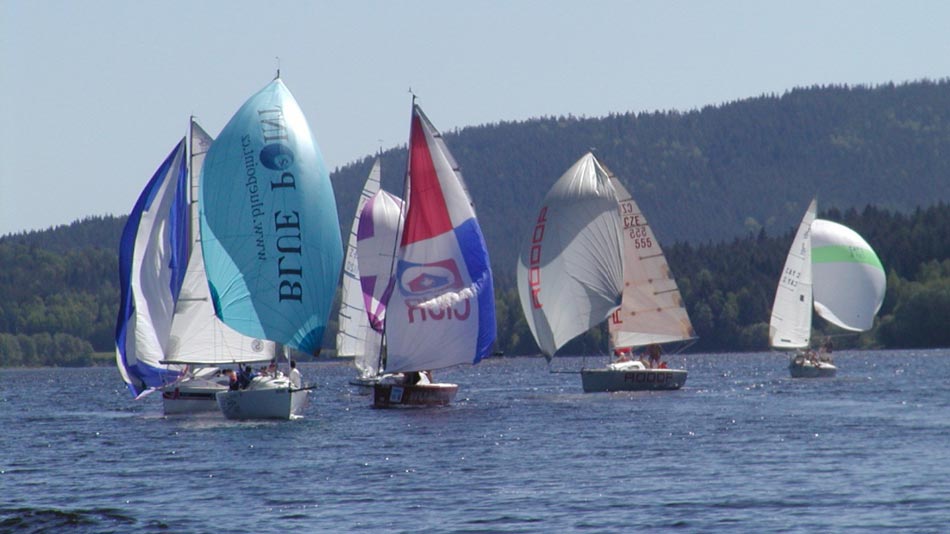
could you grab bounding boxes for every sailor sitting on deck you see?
[405,371,433,386]
[226,369,239,391]
[238,365,256,389]
[613,347,632,363]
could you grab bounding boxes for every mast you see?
[376,94,415,376]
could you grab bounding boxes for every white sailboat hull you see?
[215,376,309,420]
[788,357,837,378]
[373,382,458,408]
[580,368,687,392]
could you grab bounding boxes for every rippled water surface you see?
[2,350,949,533]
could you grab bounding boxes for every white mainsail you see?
[516,153,624,357]
[337,159,383,375]
[769,199,817,349]
[164,119,275,365]
[811,219,886,332]
[607,171,695,348]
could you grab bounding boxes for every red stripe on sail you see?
[402,112,453,246]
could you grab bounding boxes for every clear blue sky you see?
[2,0,949,236]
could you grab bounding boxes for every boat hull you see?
[373,383,458,408]
[216,378,308,420]
[789,359,837,378]
[160,376,228,415]
[580,368,688,392]
[162,387,223,415]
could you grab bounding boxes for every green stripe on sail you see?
[812,245,884,270]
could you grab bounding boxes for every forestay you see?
[199,79,342,354]
[811,219,885,332]
[382,104,496,373]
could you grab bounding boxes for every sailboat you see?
[338,159,384,393]
[160,120,277,413]
[353,187,404,393]
[517,152,694,392]
[769,199,886,378]
[199,78,343,419]
[369,102,496,408]
[115,133,190,401]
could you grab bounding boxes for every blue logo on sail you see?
[398,259,463,297]
[259,143,295,170]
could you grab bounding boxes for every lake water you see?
[2,349,948,533]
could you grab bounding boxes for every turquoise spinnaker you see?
[199,79,342,354]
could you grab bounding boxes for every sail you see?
[199,79,343,354]
[115,139,189,395]
[357,190,405,334]
[337,159,382,364]
[811,219,885,331]
[165,120,276,365]
[516,153,624,357]
[607,170,695,348]
[354,189,403,377]
[769,199,817,349]
[382,104,496,373]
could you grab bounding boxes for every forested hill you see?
[2,216,125,254]
[3,80,950,366]
[331,80,950,283]
[3,203,947,367]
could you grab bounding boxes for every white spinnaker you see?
[165,120,275,365]
[516,153,624,357]
[607,174,694,348]
[356,189,404,376]
[769,199,817,349]
[337,159,382,370]
[811,219,885,332]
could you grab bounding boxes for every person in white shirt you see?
[289,359,302,389]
